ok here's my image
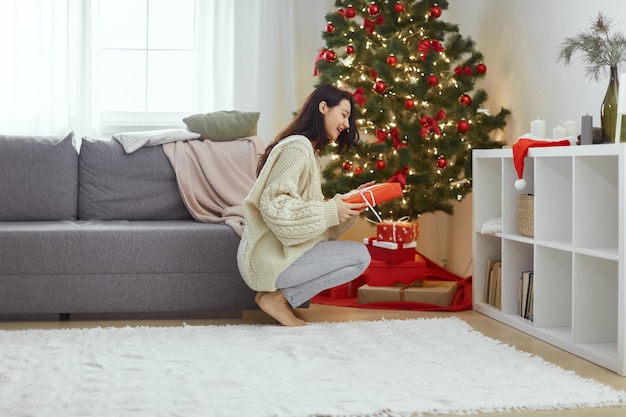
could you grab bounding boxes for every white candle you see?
[563,120,577,137]
[553,126,567,139]
[530,119,546,137]
[581,114,593,145]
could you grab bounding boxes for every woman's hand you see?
[355,181,375,191]
[333,193,368,223]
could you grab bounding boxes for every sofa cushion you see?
[0,220,239,275]
[183,110,260,141]
[78,137,192,220]
[0,220,258,314]
[0,132,78,221]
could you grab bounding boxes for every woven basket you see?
[517,194,534,237]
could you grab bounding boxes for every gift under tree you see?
[316,0,510,221]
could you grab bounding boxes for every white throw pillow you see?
[112,129,201,153]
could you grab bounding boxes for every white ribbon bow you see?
[358,189,383,223]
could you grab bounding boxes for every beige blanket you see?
[162,136,264,236]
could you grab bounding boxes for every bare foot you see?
[255,291,307,327]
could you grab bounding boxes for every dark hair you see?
[256,84,360,176]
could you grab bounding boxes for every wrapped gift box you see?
[376,221,418,243]
[343,182,403,208]
[320,275,366,299]
[365,255,425,286]
[363,237,416,264]
[358,281,458,307]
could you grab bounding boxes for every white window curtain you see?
[196,0,300,143]
[0,0,97,138]
[0,0,302,143]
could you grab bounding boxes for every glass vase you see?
[600,65,619,143]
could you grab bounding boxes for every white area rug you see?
[1,317,625,417]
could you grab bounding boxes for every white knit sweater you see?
[237,135,355,292]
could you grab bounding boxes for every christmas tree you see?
[315,0,510,220]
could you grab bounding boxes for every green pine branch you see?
[557,12,626,81]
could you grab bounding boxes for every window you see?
[0,0,299,140]
[99,0,195,131]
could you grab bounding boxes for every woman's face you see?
[319,98,351,142]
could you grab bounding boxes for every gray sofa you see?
[0,132,258,318]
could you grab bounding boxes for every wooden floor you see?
[1,304,625,416]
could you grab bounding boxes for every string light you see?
[317,1,507,219]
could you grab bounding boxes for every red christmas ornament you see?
[459,93,472,106]
[404,98,415,109]
[394,3,405,13]
[386,55,397,66]
[427,75,439,86]
[373,80,387,94]
[342,161,353,171]
[430,5,442,18]
[457,119,470,134]
[324,49,337,63]
[325,23,335,33]
[346,45,355,54]
[375,159,386,170]
[455,66,472,76]
[370,68,378,79]
[476,63,487,74]
[420,115,431,127]
[354,167,363,176]
[436,156,448,169]
[345,6,357,18]
[368,4,380,16]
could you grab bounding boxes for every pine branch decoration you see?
[557,12,626,81]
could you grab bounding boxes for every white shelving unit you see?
[472,144,626,375]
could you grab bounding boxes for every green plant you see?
[557,12,626,80]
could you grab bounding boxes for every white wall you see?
[446,0,624,141]
[292,0,336,105]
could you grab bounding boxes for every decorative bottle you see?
[601,65,619,143]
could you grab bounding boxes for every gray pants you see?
[276,240,371,308]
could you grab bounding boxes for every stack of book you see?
[483,260,534,320]
[484,259,502,309]
[518,271,534,321]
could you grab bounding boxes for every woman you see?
[237,84,372,326]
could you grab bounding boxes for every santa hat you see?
[512,135,576,190]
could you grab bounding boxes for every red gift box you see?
[364,237,416,264]
[365,255,426,286]
[320,275,366,299]
[376,221,418,243]
[343,183,403,208]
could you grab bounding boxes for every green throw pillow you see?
[183,110,260,141]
